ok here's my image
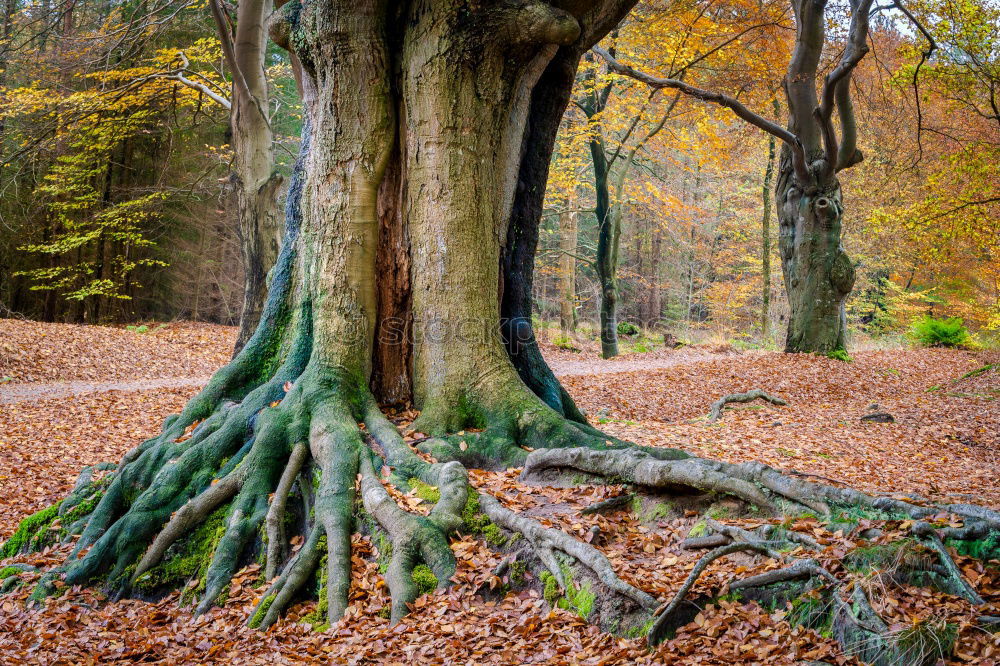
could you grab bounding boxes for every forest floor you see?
[0,320,998,664]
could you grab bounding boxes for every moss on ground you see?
[787,590,833,637]
[508,560,527,588]
[624,616,656,639]
[540,564,595,620]
[947,532,1000,562]
[844,538,932,574]
[893,619,957,665]
[0,501,64,558]
[460,494,507,546]
[824,503,909,534]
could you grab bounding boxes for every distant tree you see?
[594,0,932,353]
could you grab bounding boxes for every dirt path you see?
[0,349,745,404]
[548,349,749,376]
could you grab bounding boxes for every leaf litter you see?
[1,323,998,663]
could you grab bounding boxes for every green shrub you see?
[909,315,971,348]
[616,321,639,336]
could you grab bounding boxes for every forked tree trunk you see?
[776,167,854,352]
[775,0,864,353]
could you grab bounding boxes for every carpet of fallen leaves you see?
[1,321,998,664]
[0,319,236,383]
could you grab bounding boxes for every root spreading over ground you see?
[1,336,998,664]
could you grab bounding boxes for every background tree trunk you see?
[645,224,662,328]
[216,0,284,355]
[558,204,578,333]
[761,132,776,338]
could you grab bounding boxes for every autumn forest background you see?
[0,0,996,349]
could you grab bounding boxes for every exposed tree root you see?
[520,444,999,661]
[707,389,787,423]
[478,493,658,612]
[5,353,997,666]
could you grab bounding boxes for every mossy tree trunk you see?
[774,0,866,353]
[9,0,641,630]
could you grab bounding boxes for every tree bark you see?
[500,47,588,423]
[646,223,662,328]
[12,8,1000,657]
[761,132,776,338]
[591,130,619,358]
[221,0,284,355]
[558,204,578,333]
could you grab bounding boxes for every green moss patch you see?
[0,501,63,558]
[892,619,957,666]
[460,494,507,546]
[407,478,440,503]
[844,539,932,574]
[133,505,228,600]
[412,564,437,595]
[540,564,595,620]
[249,593,276,629]
[947,532,1000,562]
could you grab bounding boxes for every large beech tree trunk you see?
[17,0,638,628]
[776,168,854,352]
[774,0,863,353]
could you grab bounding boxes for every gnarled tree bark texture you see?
[6,3,998,662]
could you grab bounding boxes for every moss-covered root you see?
[362,399,468,536]
[522,447,785,512]
[265,441,309,580]
[414,394,685,470]
[251,524,325,629]
[522,447,1000,526]
[359,453,455,623]
[477,493,658,612]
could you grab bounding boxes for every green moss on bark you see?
[249,593,277,628]
[407,478,440,503]
[412,564,437,595]
[133,505,228,599]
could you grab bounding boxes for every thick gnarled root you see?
[478,493,658,614]
[520,445,999,660]
[413,388,686,470]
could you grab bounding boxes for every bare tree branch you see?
[816,0,874,177]
[592,45,811,184]
[890,0,937,163]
